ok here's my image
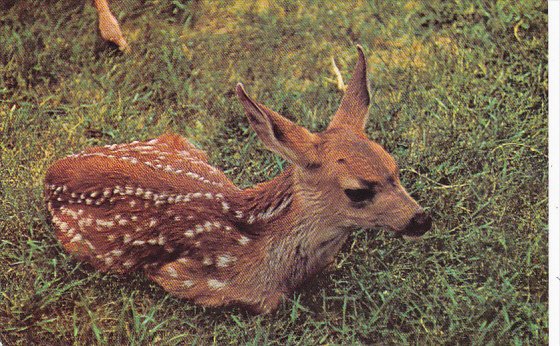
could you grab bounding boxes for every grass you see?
[0,0,548,344]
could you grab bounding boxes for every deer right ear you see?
[236,83,320,168]
[328,45,371,133]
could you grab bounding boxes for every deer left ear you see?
[328,45,371,133]
[236,83,320,168]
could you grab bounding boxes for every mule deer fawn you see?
[44,46,432,313]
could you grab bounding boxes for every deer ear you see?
[236,83,320,168]
[328,45,371,133]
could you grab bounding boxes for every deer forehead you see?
[317,130,398,181]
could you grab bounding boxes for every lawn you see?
[0,0,548,344]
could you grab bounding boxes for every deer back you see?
[44,133,253,274]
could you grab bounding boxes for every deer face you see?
[236,46,431,238]
[310,127,431,237]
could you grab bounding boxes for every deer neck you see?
[237,167,295,227]
[239,166,351,291]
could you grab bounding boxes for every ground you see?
[0,0,548,344]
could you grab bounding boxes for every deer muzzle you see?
[400,210,432,238]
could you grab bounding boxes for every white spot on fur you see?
[167,266,178,278]
[58,221,69,232]
[238,235,250,245]
[70,234,82,243]
[247,214,256,224]
[216,254,237,268]
[78,217,93,228]
[182,280,194,288]
[84,240,95,250]
[204,221,213,231]
[61,207,79,220]
[207,279,226,290]
[221,201,230,212]
[132,240,145,246]
[184,229,194,237]
[96,219,115,227]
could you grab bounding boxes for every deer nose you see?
[402,211,432,237]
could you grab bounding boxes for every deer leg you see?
[93,0,130,53]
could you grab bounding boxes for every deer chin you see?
[371,225,426,241]
[398,225,429,241]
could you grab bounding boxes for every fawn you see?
[44,46,432,313]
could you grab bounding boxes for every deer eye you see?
[344,188,375,203]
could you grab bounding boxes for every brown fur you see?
[93,0,129,52]
[44,46,431,313]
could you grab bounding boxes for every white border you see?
[549,1,558,345]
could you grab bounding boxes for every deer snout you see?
[401,210,432,238]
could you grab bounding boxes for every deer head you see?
[236,45,432,238]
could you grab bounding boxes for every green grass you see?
[0,0,547,344]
